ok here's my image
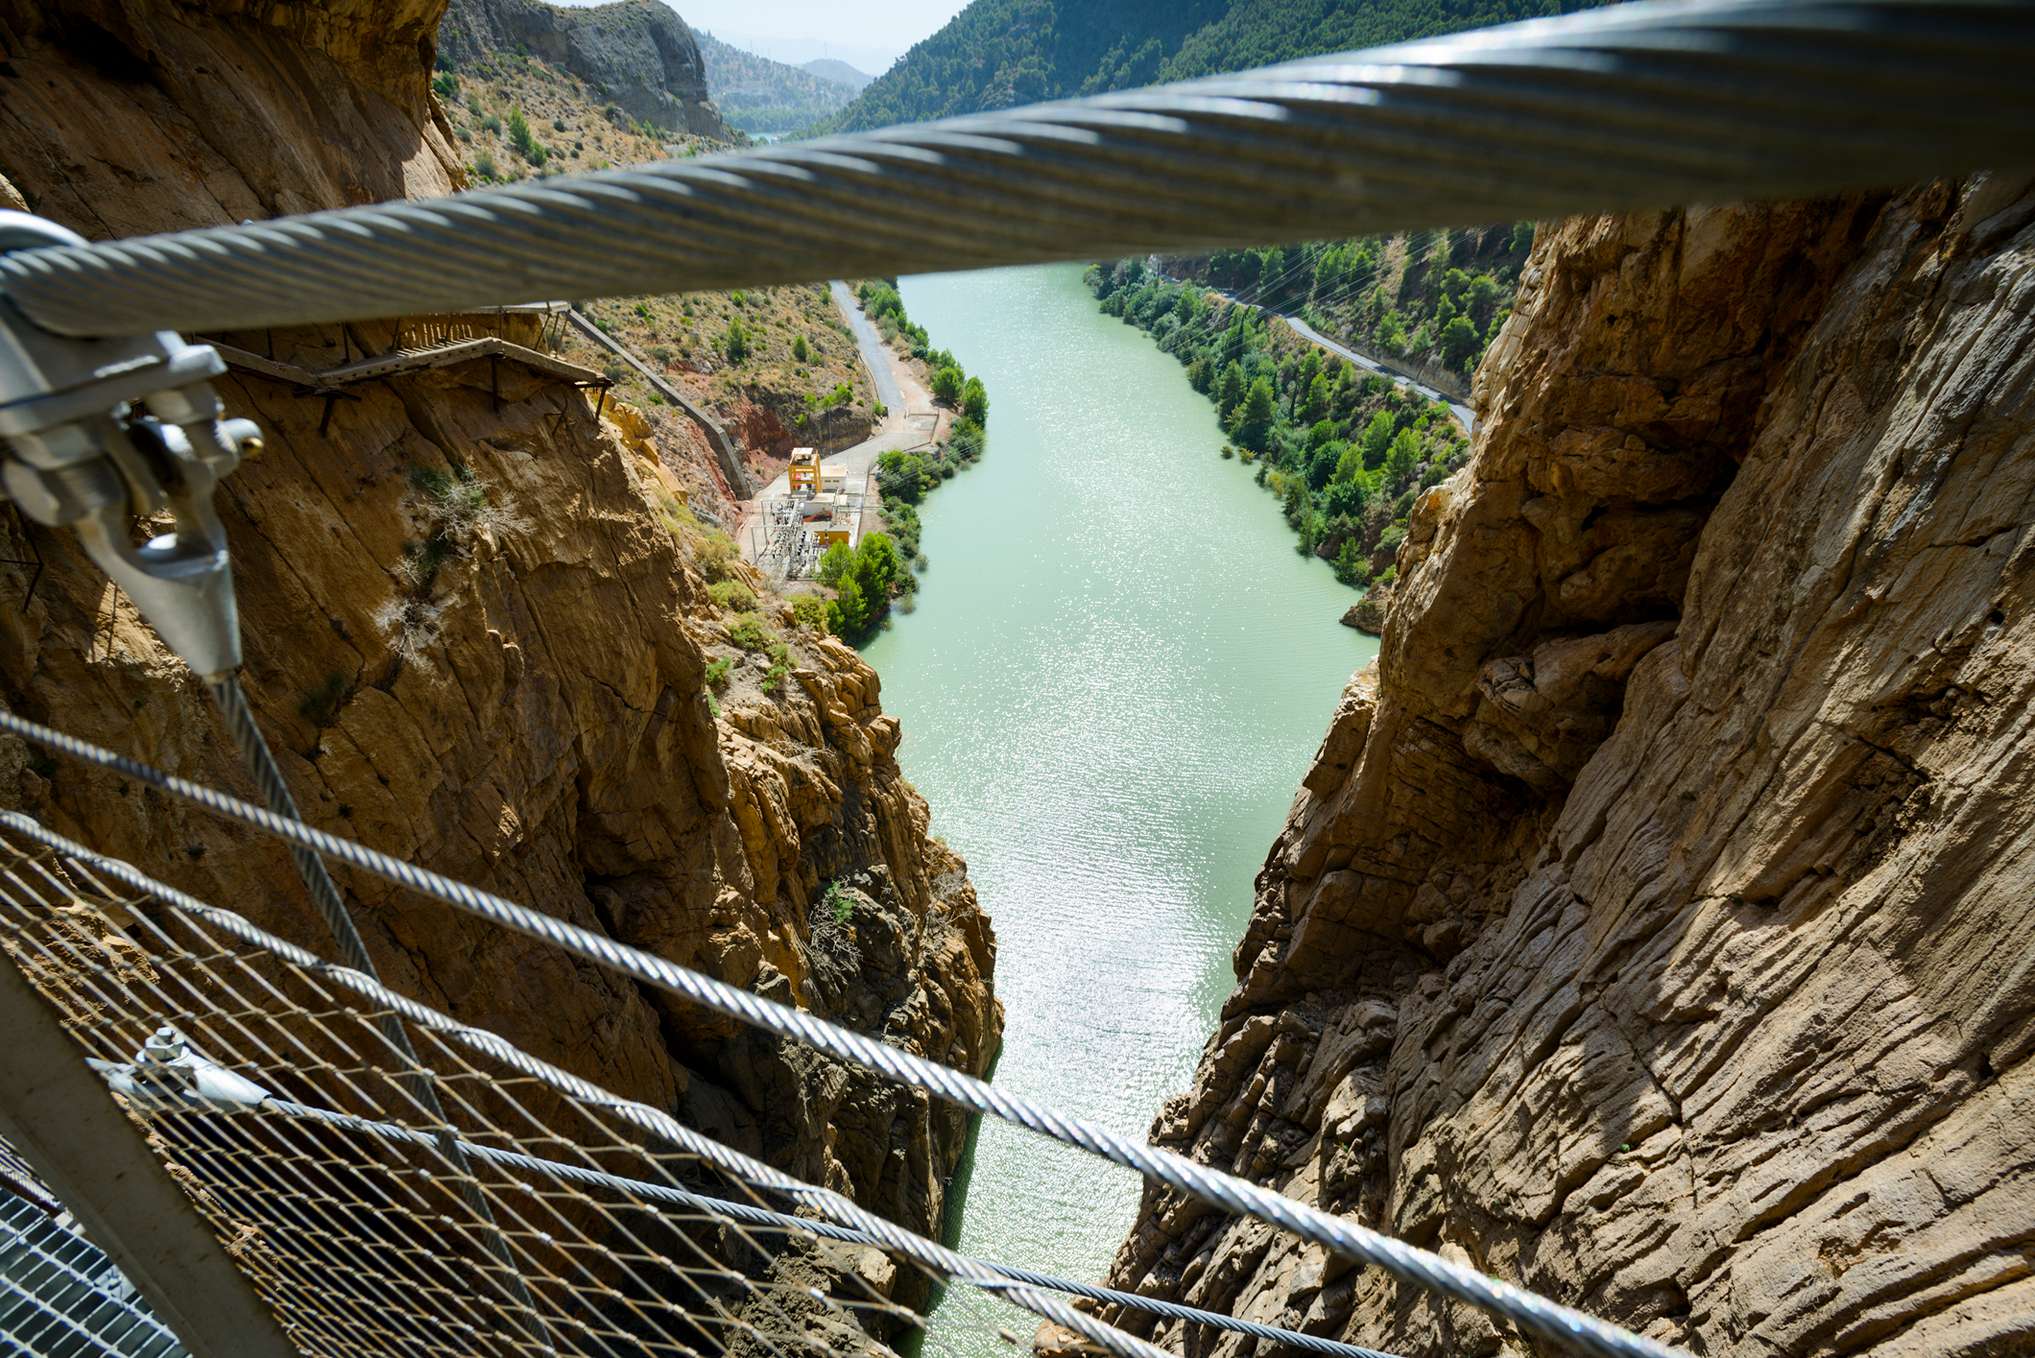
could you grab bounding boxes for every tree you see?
[931,364,964,403]
[816,541,854,587]
[1439,314,1481,371]
[828,575,868,637]
[962,376,989,424]
[1300,372,1333,425]
[853,533,901,603]
[1360,410,1395,468]
[1216,362,1246,420]
[876,450,926,504]
[724,317,750,364]
[1385,427,1422,485]
[792,334,811,363]
[1232,377,1277,452]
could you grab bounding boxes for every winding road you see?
[737,282,939,563]
[1282,314,1476,434]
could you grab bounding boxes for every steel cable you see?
[0,707,1687,1358]
[249,1097,1402,1358]
[0,0,2030,338]
[203,673,558,1353]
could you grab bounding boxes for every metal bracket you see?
[0,211,259,679]
[88,1026,275,1113]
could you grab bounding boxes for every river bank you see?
[859,263,1373,1358]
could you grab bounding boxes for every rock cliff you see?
[1097,180,2035,1355]
[439,0,727,139]
[0,0,993,1315]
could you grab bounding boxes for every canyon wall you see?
[1099,180,2035,1355]
[0,0,993,1310]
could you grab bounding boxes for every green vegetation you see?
[817,533,905,639]
[694,29,858,136]
[1180,222,1530,383]
[707,579,757,611]
[1090,261,1469,587]
[792,334,812,363]
[789,594,831,633]
[431,71,459,101]
[298,672,349,728]
[724,316,750,364]
[727,612,773,651]
[704,656,734,690]
[820,880,854,926]
[820,0,1611,134]
[858,280,992,536]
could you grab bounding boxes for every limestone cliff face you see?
[1099,180,2035,1356]
[438,0,728,139]
[0,0,993,1289]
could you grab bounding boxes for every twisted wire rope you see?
[256,1097,1401,1358]
[0,0,2028,337]
[0,707,1686,1358]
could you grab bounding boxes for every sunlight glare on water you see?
[857,264,1377,1356]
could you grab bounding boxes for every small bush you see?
[760,641,791,693]
[726,612,772,652]
[704,656,733,690]
[788,594,830,633]
[371,596,446,673]
[707,579,756,612]
[298,672,349,727]
[791,334,811,362]
[480,113,503,135]
[471,151,498,180]
[432,71,459,100]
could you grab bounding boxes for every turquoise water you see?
[859,264,1375,1357]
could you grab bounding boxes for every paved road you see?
[1282,314,1476,435]
[832,280,904,414]
[1170,271,1477,435]
[738,283,935,563]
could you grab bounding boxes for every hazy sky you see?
[556,1,969,75]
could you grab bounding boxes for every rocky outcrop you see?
[439,0,727,138]
[0,0,991,1316]
[1098,179,2035,1356]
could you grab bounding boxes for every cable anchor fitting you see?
[0,211,259,679]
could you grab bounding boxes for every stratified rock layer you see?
[1098,181,2035,1356]
[0,0,993,1303]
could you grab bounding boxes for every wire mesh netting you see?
[0,819,1000,1358]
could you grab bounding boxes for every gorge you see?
[0,2,2031,1358]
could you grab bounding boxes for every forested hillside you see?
[695,30,857,134]
[820,0,1606,132]
[1090,260,1471,610]
[1177,220,1534,394]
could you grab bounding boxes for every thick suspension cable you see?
[0,707,1687,1358]
[0,0,2031,338]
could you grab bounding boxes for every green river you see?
[858,264,1376,1357]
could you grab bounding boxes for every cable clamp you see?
[88,1026,274,1112]
[0,211,260,678]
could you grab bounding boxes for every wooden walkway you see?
[211,335,610,396]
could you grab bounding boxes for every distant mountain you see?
[694,30,857,135]
[801,57,874,92]
[439,0,727,138]
[819,0,1609,133]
